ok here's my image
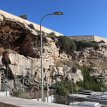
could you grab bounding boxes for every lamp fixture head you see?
[53,11,63,15]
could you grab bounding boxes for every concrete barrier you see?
[0,91,10,97]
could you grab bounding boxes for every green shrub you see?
[74,40,99,51]
[77,67,106,91]
[56,36,99,55]
[47,32,56,39]
[55,81,69,96]
[57,36,77,55]
[13,89,31,99]
[55,80,77,96]
[19,14,28,19]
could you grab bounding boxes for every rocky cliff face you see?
[0,13,107,94]
[0,14,83,92]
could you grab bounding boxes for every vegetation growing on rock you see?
[56,36,77,55]
[74,40,99,51]
[76,67,107,91]
[55,36,99,56]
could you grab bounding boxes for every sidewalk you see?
[0,97,69,107]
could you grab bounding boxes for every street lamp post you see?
[71,78,74,107]
[40,11,63,102]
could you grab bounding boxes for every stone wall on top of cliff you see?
[0,10,63,36]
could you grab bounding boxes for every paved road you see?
[69,94,107,105]
[0,97,69,107]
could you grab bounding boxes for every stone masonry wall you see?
[69,35,107,43]
[69,35,94,41]
[0,10,63,36]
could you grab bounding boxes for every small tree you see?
[55,81,69,96]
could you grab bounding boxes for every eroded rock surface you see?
[0,12,107,96]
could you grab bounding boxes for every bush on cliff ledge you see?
[74,40,99,51]
[76,67,107,91]
[56,36,99,55]
[56,36,77,55]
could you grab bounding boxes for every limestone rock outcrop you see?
[0,10,107,93]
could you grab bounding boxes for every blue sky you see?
[0,0,107,38]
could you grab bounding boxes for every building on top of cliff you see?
[69,35,107,43]
[0,10,63,36]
